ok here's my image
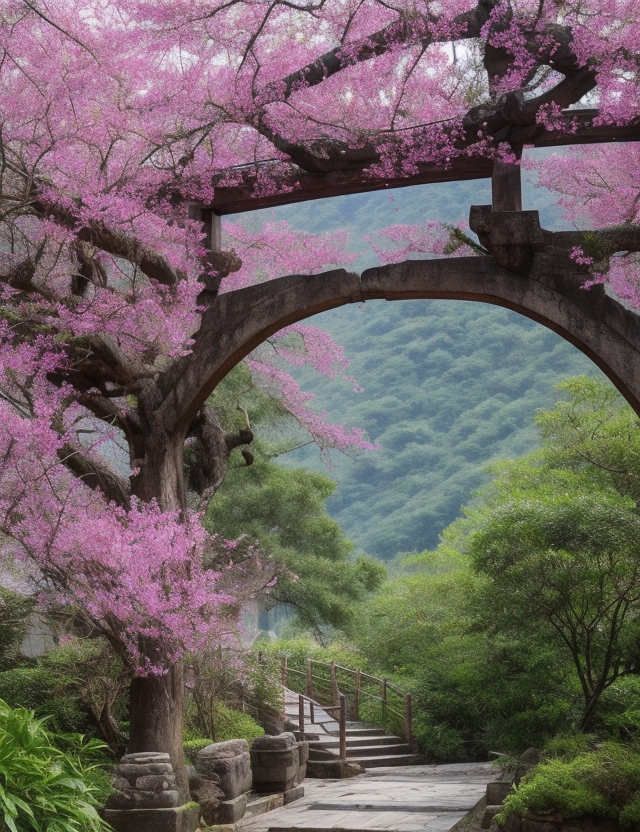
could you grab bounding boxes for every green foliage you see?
[185,703,264,745]
[38,638,129,751]
[243,657,285,723]
[591,677,640,743]
[466,379,640,729]
[0,589,34,671]
[347,549,476,679]
[344,378,640,756]
[407,627,575,761]
[206,441,384,631]
[183,738,213,763]
[184,645,277,742]
[261,634,366,673]
[284,301,599,559]
[0,638,130,748]
[347,543,576,759]
[501,742,640,825]
[580,232,610,270]
[0,667,90,735]
[0,699,112,832]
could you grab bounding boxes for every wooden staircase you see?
[284,689,424,769]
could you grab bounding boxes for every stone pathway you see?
[238,762,498,832]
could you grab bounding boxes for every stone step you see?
[345,743,412,758]
[316,735,404,749]
[244,793,284,817]
[347,753,425,768]
[328,726,383,738]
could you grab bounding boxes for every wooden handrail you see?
[305,661,407,698]
[280,656,414,750]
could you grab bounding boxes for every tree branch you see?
[57,442,131,508]
[30,197,184,288]
[267,2,492,103]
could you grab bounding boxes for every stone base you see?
[487,782,513,805]
[103,802,199,832]
[306,759,363,779]
[283,785,305,805]
[216,793,248,824]
[246,793,284,817]
[482,805,503,828]
[195,740,252,800]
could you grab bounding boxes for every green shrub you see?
[501,741,640,826]
[40,638,129,752]
[592,677,640,743]
[183,738,214,763]
[0,589,34,670]
[0,698,112,832]
[0,667,89,734]
[185,702,264,746]
[411,714,467,763]
[262,636,367,677]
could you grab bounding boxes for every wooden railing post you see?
[310,700,315,725]
[381,678,387,724]
[354,668,361,721]
[404,693,412,748]
[306,659,313,699]
[281,656,287,687]
[330,661,339,705]
[339,694,347,760]
[298,695,305,736]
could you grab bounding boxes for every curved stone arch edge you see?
[166,256,640,433]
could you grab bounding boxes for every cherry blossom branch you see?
[269,2,492,103]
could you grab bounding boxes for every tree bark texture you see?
[128,661,189,801]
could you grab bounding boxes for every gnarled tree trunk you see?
[128,661,188,801]
[125,387,194,802]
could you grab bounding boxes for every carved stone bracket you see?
[469,205,545,274]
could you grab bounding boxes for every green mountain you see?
[230,156,606,560]
[281,301,597,559]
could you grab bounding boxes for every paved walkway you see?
[238,762,498,832]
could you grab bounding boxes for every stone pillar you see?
[104,752,199,832]
[250,733,300,794]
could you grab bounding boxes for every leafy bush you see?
[40,638,129,751]
[501,741,640,826]
[592,676,640,743]
[0,639,130,749]
[185,645,279,742]
[411,714,467,763]
[183,738,213,763]
[0,666,89,734]
[0,589,34,671]
[0,698,112,832]
[185,702,264,745]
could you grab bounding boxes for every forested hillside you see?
[232,160,605,559]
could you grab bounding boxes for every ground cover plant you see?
[0,699,112,832]
[500,739,640,826]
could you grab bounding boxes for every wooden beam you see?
[209,117,639,216]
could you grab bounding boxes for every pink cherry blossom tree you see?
[1,0,638,802]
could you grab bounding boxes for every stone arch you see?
[163,252,640,433]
